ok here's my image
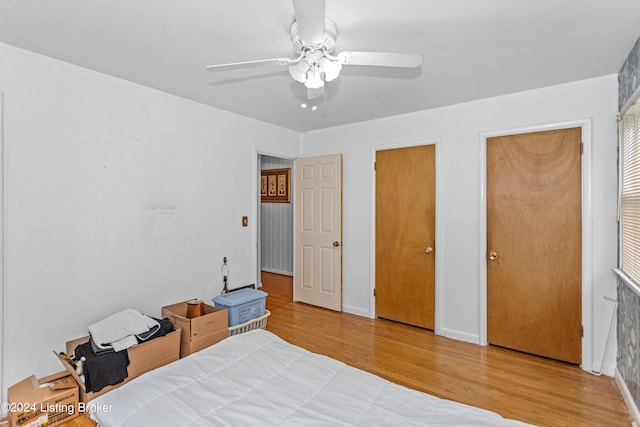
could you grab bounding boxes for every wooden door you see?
[294,154,342,311]
[375,145,435,329]
[487,127,582,364]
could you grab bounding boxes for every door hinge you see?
[374,161,376,171]
[580,142,584,155]
[581,325,584,337]
[373,288,376,297]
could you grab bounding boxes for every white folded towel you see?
[89,309,159,351]
[109,335,140,352]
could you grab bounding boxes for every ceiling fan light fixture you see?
[319,56,342,82]
[289,59,311,83]
[304,65,324,89]
[206,0,423,102]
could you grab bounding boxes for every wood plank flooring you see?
[261,271,633,427]
[61,271,632,426]
[59,415,96,427]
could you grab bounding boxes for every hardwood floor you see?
[59,271,632,426]
[59,415,96,427]
[261,271,633,427]
[261,270,293,310]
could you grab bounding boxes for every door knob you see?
[488,251,499,261]
[425,247,433,254]
[332,241,340,247]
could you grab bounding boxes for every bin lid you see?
[212,288,268,306]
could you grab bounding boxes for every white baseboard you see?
[261,267,293,276]
[615,368,640,426]
[590,361,616,377]
[436,327,481,345]
[342,304,370,318]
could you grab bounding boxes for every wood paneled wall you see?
[260,155,294,275]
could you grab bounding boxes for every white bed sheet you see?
[89,329,533,426]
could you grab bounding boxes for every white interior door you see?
[294,154,342,311]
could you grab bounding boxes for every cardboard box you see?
[162,301,228,357]
[56,329,180,402]
[7,371,79,427]
[180,330,230,356]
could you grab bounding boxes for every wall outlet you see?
[242,216,248,227]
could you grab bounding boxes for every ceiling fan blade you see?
[337,51,423,68]
[307,85,324,100]
[292,0,326,44]
[206,58,294,72]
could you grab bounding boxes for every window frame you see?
[617,94,640,294]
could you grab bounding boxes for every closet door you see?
[375,144,435,329]
[487,127,582,364]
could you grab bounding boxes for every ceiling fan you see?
[206,0,423,100]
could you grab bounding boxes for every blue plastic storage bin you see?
[213,288,268,327]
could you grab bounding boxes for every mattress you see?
[89,329,533,426]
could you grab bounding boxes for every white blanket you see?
[89,329,533,426]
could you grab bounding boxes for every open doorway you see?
[258,154,294,304]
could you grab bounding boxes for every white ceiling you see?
[1,0,639,132]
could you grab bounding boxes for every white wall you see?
[300,75,619,375]
[0,42,299,395]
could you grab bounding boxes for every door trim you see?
[370,137,443,330]
[0,93,4,408]
[479,119,593,371]
[253,146,298,292]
